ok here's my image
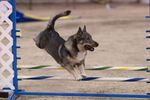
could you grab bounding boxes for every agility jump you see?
[18,65,149,71]
[18,75,149,82]
[0,0,150,99]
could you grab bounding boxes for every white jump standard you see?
[0,0,150,99]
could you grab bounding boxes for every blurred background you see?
[16,0,149,10]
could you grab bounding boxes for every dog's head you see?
[75,26,99,51]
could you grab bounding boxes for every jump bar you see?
[17,91,150,99]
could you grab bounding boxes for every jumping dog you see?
[34,10,99,80]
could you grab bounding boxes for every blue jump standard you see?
[16,91,150,99]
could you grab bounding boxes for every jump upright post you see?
[145,0,150,95]
[0,0,150,99]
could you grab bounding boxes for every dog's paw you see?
[75,76,87,81]
[77,79,82,81]
[82,75,87,79]
[75,77,83,81]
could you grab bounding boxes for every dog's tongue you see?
[85,45,94,51]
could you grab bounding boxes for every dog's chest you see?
[76,52,87,61]
[67,51,87,64]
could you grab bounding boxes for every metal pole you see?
[9,0,18,95]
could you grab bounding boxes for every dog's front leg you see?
[64,66,82,81]
[78,63,87,79]
[73,66,83,80]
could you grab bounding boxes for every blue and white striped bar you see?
[18,75,149,82]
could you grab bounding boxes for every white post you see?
[0,1,14,90]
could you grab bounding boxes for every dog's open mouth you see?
[84,45,94,51]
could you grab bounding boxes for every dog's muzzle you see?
[84,41,99,51]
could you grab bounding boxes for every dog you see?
[34,10,99,80]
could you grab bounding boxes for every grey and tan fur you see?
[34,10,99,80]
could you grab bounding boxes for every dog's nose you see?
[95,42,99,47]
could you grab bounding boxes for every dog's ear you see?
[83,25,87,32]
[77,27,82,35]
[78,27,82,33]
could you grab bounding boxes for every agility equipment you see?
[18,75,149,82]
[0,0,150,99]
[18,65,148,71]
[16,10,80,23]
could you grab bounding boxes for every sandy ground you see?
[14,3,150,100]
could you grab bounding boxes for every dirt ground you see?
[15,3,150,100]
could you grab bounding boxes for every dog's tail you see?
[47,10,71,29]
